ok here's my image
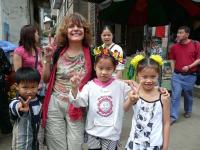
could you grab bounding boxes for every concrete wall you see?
[0,0,32,44]
[88,2,96,46]
[0,0,2,40]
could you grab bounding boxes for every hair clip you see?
[127,54,163,80]
[150,54,163,66]
[93,45,124,63]
[130,54,145,68]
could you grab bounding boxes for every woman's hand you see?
[43,45,54,62]
[42,45,54,83]
[18,96,31,112]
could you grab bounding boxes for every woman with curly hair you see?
[42,13,95,150]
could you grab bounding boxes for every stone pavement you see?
[0,96,200,150]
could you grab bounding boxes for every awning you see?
[82,0,126,9]
[88,0,200,26]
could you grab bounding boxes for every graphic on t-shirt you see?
[97,96,113,117]
[134,101,156,147]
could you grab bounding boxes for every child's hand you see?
[18,96,31,112]
[159,87,170,98]
[124,83,140,112]
[128,83,140,104]
[70,73,81,89]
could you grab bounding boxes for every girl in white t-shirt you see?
[124,54,170,150]
[69,49,131,150]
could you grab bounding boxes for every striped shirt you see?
[9,96,42,150]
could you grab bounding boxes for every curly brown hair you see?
[56,13,93,47]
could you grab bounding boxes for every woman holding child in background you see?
[100,25,125,79]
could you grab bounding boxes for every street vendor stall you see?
[143,25,172,90]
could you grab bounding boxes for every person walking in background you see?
[13,24,45,98]
[0,48,12,134]
[169,26,200,124]
[99,25,125,79]
[125,54,170,150]
[13,25,42,72]
[9,67,42,150]
[69,48,131,150]
[42,13,95,150]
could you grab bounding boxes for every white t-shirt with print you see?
[69,79,131,141]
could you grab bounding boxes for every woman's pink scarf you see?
[42,47,92,128]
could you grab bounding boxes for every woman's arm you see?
[42,60,51,83]
[42,46,54,83]
[13,53,22,71]
[161,94,170,150]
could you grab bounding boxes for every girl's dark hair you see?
[19,25,37,53]
[15,67,41,84]
[95,54,118,68]
[137,58,161,74]
[102,25,113,34]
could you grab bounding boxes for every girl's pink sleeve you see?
[14,47,24,56]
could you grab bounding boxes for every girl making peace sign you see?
[124,55,170,150]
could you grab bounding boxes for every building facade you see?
[0,0,33,44]
[49,0,98,45]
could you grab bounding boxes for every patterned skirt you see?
[125,138,162,150]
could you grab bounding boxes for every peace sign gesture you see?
[128,83,141,104]
[124,83,141,112]
[18,96,31,112]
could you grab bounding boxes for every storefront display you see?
[144,25,172,90]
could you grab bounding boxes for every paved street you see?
[0,96,200,150]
